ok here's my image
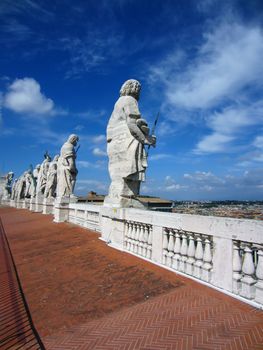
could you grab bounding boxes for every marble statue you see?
[3,171,14,199]
[104,79,156,208]
[36,153,51,195]
[56,135,79,198]
[24,169,35,198]
[16,172,26,199]
[30,164,40,197]
[44,155,59,198]
[11,178,18,200]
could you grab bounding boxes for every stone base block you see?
[103,195,146,209]
[100,206,125,250]
[240,275,256,299]
[255,280,263,304]
[29,198,36,211]
[43,197,54,215]
[35,194,44,212]
[16,200,23,209]
[22,199,30,209]
[53,197,71,222]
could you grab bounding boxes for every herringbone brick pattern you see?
[1,207,263,350]
[43,284,263,350]
[0,217,44,350]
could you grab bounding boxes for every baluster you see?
[146,225,152,259]
[167,230,175,267]
[202,237,212,282]
[193,236,204,279]
[127,222,132,250]
[134,223,140,254]
[172,231,181,270]
[124,222,128,248]
[130,222,135,252]
[138,224,144,256]
[162,229,169,264]
[127,222,132,251]
[142,225,148,257]
[232,241,242,294]
[255,247,263,304]
[179,233,188,272]
[137,224,142,255]
[240,244,256,299]
[185,234,196,276]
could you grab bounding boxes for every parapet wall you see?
[2,198,263,309]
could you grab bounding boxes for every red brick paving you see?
[1,206,263,349]
[0,216,44,349]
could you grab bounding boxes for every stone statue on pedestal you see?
[44,155,59,198]
[104,79,156,208]
[30,164,41,197]
[36,153,51,195]
[56,135,79,198]
[3,171,14,199]
[11,178,18,200]
[16,172,27,199]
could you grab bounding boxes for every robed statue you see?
[44,155,59,198]
[104,79,156,208]
[56,135,79,198]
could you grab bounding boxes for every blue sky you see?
[0,0,263,200]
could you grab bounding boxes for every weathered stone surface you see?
[1,172,14,200]
[104,79,156,208]
[56,135,79,198]
[36,153,51,195]
[44,155,59,198]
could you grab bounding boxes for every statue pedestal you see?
[43,197,54,215]
[29,197,36,211]
[22,198,30,209]
[35,194,44,212]
[16,200,23,209]
[103,195,146,209]
[54,196,77,223]
[10,199,16,207]
[100,206,126,250]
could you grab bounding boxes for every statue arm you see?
[125,100,156,146]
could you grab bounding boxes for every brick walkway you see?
[1,207,263,349]
[0,216,44,350]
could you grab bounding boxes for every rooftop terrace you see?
[1,206,263,349]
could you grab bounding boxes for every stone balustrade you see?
[3,199,263,307]
[68,203,101,232]
[233,241,263,303]
[124,221,153,259]
[162,229,213,282]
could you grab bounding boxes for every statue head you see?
[7,171,14,180]
[120,79,141,100]
[44,151,51,162]
[36,164,41,170]
[53,154,59,162]
[68,134,79,146]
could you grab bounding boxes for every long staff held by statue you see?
[147,111,160,155]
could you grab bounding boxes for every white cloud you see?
[184,171,225,184]
[163,175,188,192]
[253,135,263,149]
[195,133,234,153]
[92,147,107,157]
[165,22,263,109]
[195,102,263,153]
[77,179,107,192]
[91,134,106,144]
[149,153,172,161]
[4,78,54,115]
[78,160,106,169]
[61,31,123,78]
